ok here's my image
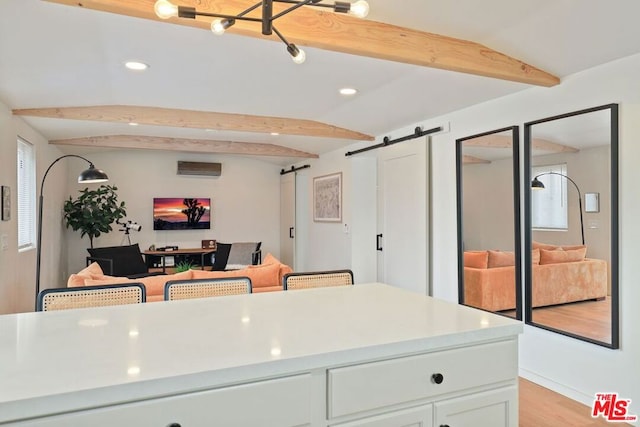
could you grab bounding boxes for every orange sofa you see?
[463,246,608,312]
[68,253,292,302]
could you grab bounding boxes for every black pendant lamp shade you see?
[78,164,109,183]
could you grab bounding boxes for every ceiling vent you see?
[177,161,222,177]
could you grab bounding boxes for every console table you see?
[0,284,523,426]
[143,248,215,272]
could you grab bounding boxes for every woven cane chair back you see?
[164,277,252,301]
[37,283,146,311]
[283,270,354,291]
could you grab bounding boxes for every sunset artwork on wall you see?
[153,198,211,230]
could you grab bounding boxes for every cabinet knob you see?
[431,373,444,384]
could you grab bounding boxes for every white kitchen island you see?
[0,283,522,427]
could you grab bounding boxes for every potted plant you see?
[63,184,127,248]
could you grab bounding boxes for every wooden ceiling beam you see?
[463,155,491,165]
[44,0,560,87]
[49,135,319,158]
[463,134,578,153]
[13,105,373,141]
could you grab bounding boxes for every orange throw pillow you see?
[246,262,280,288]
[560,244,587,253]
[539,247,587,265]
[463,251,488,269]
[67,262,106,287]
[487,250,515,268]
[262,253,279,265]
[532,248,541,265]
[532,241,558,250]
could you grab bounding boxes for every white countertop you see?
[0,283,522,423]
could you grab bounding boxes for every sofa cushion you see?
[463,251,488,269]
[191,261,281,289]
[263,253,293,286]
[85,270,193,297]
[487,250,515,268]
[539,247,587,265]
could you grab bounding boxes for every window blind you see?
[531,163,568,230]
[17,138,36,250]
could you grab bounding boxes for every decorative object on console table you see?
[202,239,217,250]
[37,155,109,309]
[1,185,9,221]
[313,172,342,222]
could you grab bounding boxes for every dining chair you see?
[37,283,146,311]
[283,270,354,290]
[164,277,252,301]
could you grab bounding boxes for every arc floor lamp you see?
[531,171,584,245]
[35,155,109,309]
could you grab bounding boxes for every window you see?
[17,138,36,251]
[531,163,568,230]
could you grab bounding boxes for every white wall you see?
[0,101,68,314]
[306,52,640,416]
[428,54,640,415]
[64,150,282,278]
[462,156,516,251]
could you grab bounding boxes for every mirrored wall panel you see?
[524,104,619,348]
[457,126,521,319]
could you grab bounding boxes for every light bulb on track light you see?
[154,0,178,19]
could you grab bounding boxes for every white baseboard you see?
[519,367,594,407]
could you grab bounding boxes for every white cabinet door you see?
[331,405,433,427]
[10,375,311,427]
[434,386,517,427]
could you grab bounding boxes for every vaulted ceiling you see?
[2,0,640,165]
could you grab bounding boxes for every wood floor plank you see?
[519,378,631,426]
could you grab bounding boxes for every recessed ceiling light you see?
[124,61,149,71]
[339,87,358,96]
[270,132,280,136]
[128,122,139,126]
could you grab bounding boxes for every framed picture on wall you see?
[313,172,342,222]
[1,186,9,221]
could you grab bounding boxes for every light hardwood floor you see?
[520,378,632,426]
[500,297,611,344]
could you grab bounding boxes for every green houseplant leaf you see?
[63,185,127,248]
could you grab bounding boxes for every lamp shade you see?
[531,177,545,190]
[78,165,109,183]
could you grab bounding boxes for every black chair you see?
[211,243,232,271]
[87,243,162,278]
[226,242,262,267]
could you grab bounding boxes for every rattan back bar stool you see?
[283,270,354,291]
[37,283,146,311]
[164,277,252,301]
